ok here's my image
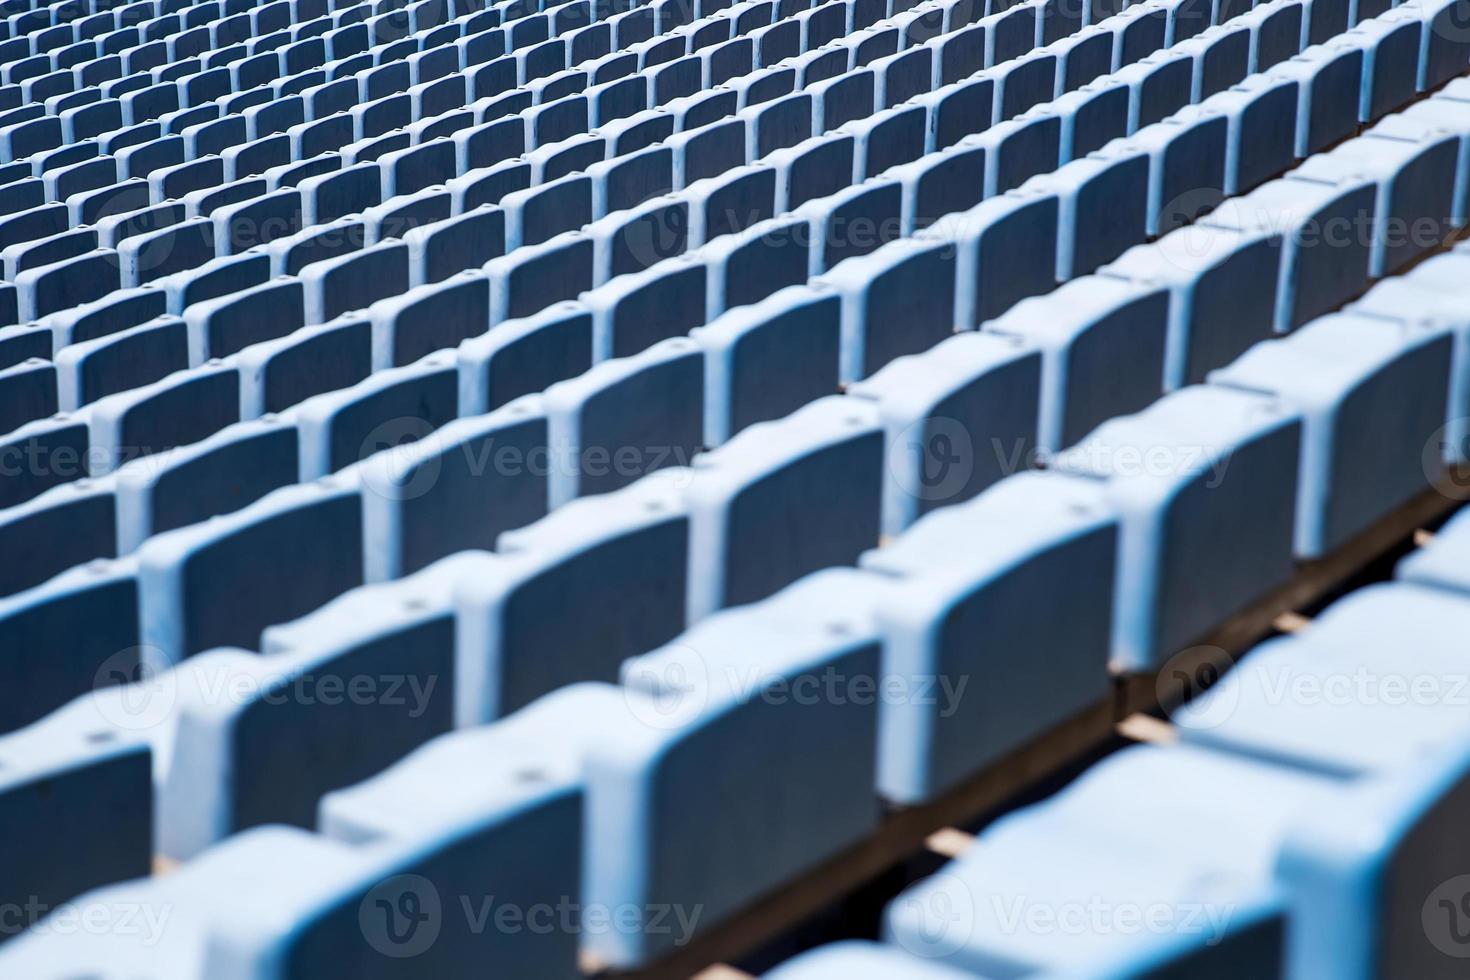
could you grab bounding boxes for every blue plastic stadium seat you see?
[231,312,374,417]
[357,396,547,579]
[54,314,189,408]
[160,566,471,858]
[796,178,902,275]
[1206,176,1372,333]
[693,282,840,446]
[136,475,364,666]
[1177,583,1470,776]
[885,743,1337,973]
[920,188,1059,328]
[606,568,885,966]
[1052,385,1302,670]
[113,416,300,552]
[1214,312,1451,556]
[985,275,1169,456]
[859,471,1115,800]
[455,473,689,723]
[543,335,703,503]
[818,237,958,382]
[367,271,490,369]
[485,228,595,321]
[0,693,151,929]
[850,331,1041,533]
[288,349,457,478]
[582,254,707,360]
[317,687,610,978]
[972,111,1061,195]
[1347,8,1422,123]
[0,357,58,435]
[1272,41,1364,157]
[1294,119,1458,276]
[1102,222,1281,389]
[299,237,411,323]
[683,395,883,619]
[84,361,241,475]
[0,557,140,735]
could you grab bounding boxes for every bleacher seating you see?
[0,0,1469,971]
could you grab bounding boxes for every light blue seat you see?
[136,475,364,667]
[860,471,1115,801]
[1024,148,1147,280]
[231,313,374,418]
[288,349,458,478]
[818,237,958,382]
[581,253,707,360]
[0,357,57,435]
[154,250,273,316]
[485,228,595,321]
[693,282,840,447]
[502,171,593,249]
[16,247,121,320]
[605,568,884,967]
[160,562,476,858]
[367,271,490,369]
[299,238,410,323]
[84,361,241,475]
[1211,312,1450,557]
[683,395,883,620]
[262,214,366,276]
[454,473,690,723]
[696,213,810,319]
[1176,583,1470,777]
[850,331,1041,534]
[456,299,595,414]
[357,396,548,580]
[543,335,703,503]
[885,743,1338,974]
[985,275,1169,456]
[1111,109,1228,236]
[971,110,1061,195]
[1271,41,1365,158]
[1207,174,1376,332]
[113,416,299,553]
[921,188,1059,329]
[1052,385,1301,670]
[184,278,306,365]
[796,177,903,275]
[1201,74,1299,193]
[1101,222,1281,389]
[1350,255,1470,464]
[362,186,453,243]
[1293,120,1458,276]
[0,688,152,931]
[318,686,613,979]
[38,284,167,350]
[1052,81,1129,161]
[768,132,856,210]
[0,414,91,510]
[1345,8,1423,123]
[1112,49,1197,130]
[0,557,139,735]
[685,161,777,243]
[1175,21,1250,101]
[885,140,986,233]
[53,313,188,409]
